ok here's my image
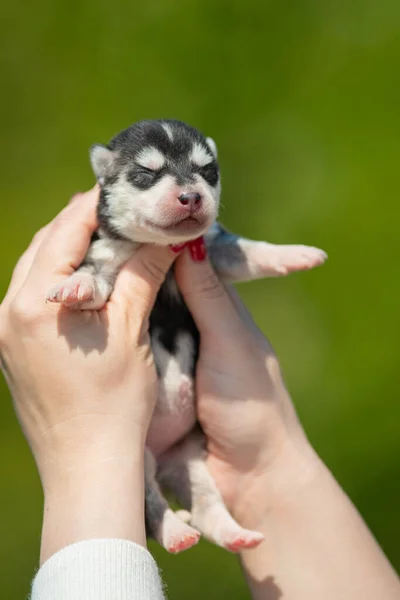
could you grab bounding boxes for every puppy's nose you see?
[178,192,202,212]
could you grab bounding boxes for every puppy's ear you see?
[206,137,218,158]
[90,144,115,185]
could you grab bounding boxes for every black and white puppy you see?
[48,119,327,553]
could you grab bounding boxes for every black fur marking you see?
[96,188,131,241]
[105,172,119,186]
[93,120,220,238]
[195,163,219,187]
[90,230,100,244]
[97,189,118,239]
[206,224,246,277]
[109,120,201,160]
[109,119,219,189]
[150,270,199,375]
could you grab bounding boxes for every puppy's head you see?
[90,119,220,244]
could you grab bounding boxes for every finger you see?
[224,285,275,349]
[174,240,243,338]
[26,186,99,285]
[111,243,177,322]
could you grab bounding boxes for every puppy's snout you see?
[178,192,202,212]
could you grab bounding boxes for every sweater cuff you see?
[30,539,166,600]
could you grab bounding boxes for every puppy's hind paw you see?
[166,530,201,554]
[223,529,264,553]
[158,509,200,554]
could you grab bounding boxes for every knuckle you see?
[196,271,225,300]
[52,209,70,228]
[48,213,74,239]
[137,255,167,286]
[53,201,80,226]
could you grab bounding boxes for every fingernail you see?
[188,236,207,262]
[170,242,188,253]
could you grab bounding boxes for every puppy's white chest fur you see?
[146,331,197,457]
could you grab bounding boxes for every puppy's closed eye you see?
[129,166,162,189]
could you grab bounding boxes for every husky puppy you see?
[48,119,327,553]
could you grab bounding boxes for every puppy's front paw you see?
[259,243,327,276]
[46,272,96,308]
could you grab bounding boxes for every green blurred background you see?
[1,0,399,597]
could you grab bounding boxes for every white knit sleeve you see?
[30,539,166,600]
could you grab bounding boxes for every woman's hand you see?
[175,246,316,521]
[0,187,176,562]
[175,244,400,600]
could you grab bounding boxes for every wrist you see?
[231,436,323,530]
[40,448,147,564]
[37,414,148,487]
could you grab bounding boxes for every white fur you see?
[229,240,328,280]
[106,172,220,245]
[206,137,217,158]
[144,448,200,552]
[157,429,264,550]
[162,123,174,141]
[146,331,197,457]
[136,146,166,170]
[190,142,213,167]
[85,236,136,275]
[164,273,181,302]
[153,331,195,413]
[47,236,137,309]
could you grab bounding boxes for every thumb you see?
[174,238,243,338]
[111,244,177,321]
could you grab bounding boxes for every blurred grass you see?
[1,0,399,597]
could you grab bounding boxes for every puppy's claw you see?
[46,275,96,307]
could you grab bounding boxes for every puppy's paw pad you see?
[46,275,96,306]
[166,530,200,554]
[161,510,200,554]
[223,530,264,553]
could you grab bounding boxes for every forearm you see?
[40,445,147,565]
[235,442,400,600]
